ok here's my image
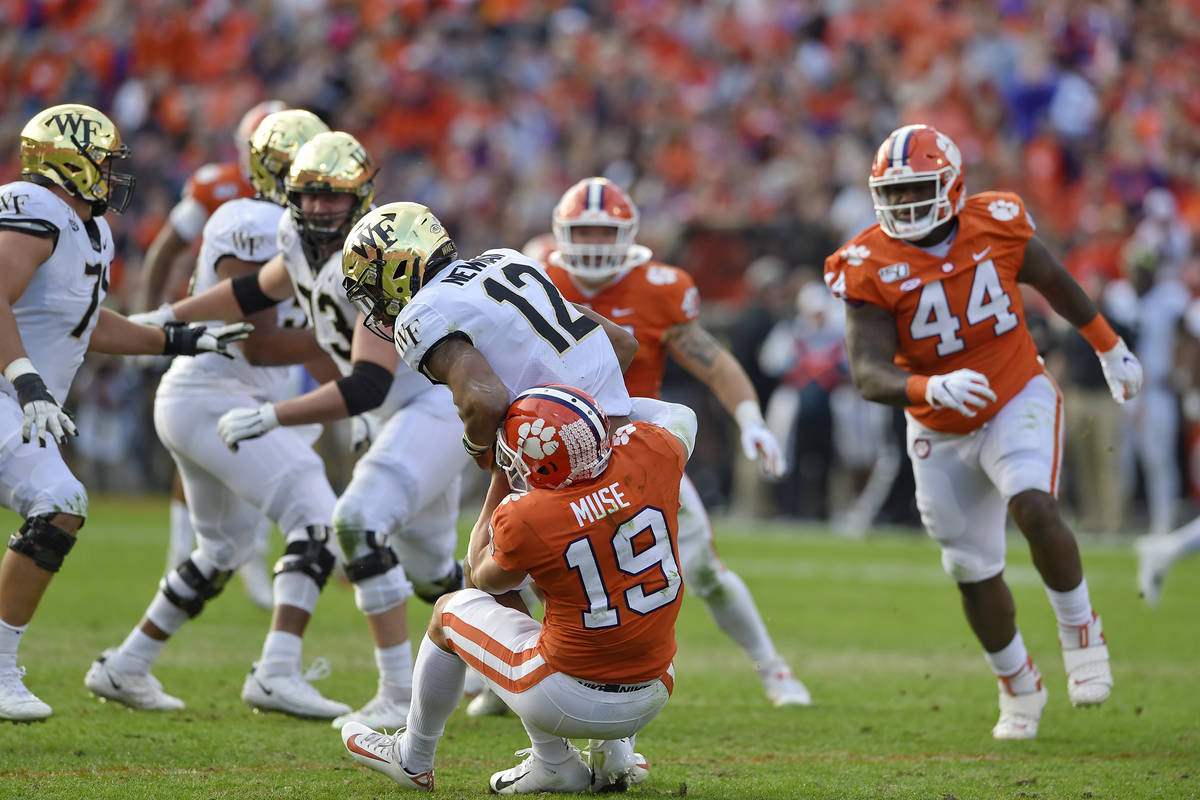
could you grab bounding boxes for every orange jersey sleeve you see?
[547,260,700,399]
[490,422,687,683]
[183,162,254,216]
[824,192,1043,434]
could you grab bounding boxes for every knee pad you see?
[160,558,234,618]
[8,515,76,573]
[274,525,337,590]
[411,560,464,605]
[337,529,399,583]
[353,565,413,615]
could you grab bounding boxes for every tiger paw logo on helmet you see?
[519,419,559,459]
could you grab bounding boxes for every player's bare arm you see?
[139,223,190,310]
[664,320,758,413]
[0,229,52,371]
[844,299,913,406]
[424,335,511,459]
[88,308,169,354]
[1017,235,1102,328]
[210,254,324,366]
[168,252,294,323]
[575,303,638,371]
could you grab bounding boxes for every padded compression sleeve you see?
[231,272,281,315]
[336,360,393,415]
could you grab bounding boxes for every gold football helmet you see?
[20,103,134,215]
[248,109,329,205]
[285,131,376,261]
[342,202,457,339]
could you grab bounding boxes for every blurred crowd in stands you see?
[3,0,1199,533]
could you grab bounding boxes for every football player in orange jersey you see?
[342,385,697,794]
[139,99,285,611]
[541,177,811,708]
[824,124,1144,739]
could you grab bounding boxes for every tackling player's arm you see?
[575,303,638,371]
[466,523,528,595]
[210,254,325,366]
[423,335,510,468]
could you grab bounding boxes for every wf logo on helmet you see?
[47,112,101,146]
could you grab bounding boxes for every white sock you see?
[273,571,320,614]
[701,569,777,664]
[985,630,1040,694]
[167,499,194,571]
[0,618,26,667]
[521,723,575,765]
[259,630,303,676]
[112,629,166,674]
[375,642,413,700]
[400,635,465,772]
[145,590,189,635]
[1044,578,1094,628]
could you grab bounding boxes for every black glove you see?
[161,321,253,359]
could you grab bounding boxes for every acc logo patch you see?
[988,200,1020,221]
[878,262,909,283]
[840,245,871,266]
[912,438,931,459]
[899,277,922,292]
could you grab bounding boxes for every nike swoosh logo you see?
[611,307,634,317]
[972,246,992,261]
[253,675,273,696]
[108,673,122,691]
[1072,676,1104,686]
[346,733,390,763]
[493,774,522,792]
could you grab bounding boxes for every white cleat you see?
[84,649,184,711]
[241,658,351,719]
[466,686,509,717]
[341,721,434,791]
[757,657,812,707]
[993,683,1048,740]
[332,691,410,730]
[237,560,275,611]
[489,746,592,795]
[1060,612,1113,706]
[1135,535,1174,608]
[0,665,51,722]
[586,737,650,793]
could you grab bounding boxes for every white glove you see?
[735,400,786,479]
[216,403,279,452]
[1096,338,1143,404]
[4,358,77,447]
[128,303,178,327]
[925,369,997,418]
[350,414,377,455]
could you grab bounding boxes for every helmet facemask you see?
[869,171,956,241]
[78,137,135,216]
[553,218,638,280]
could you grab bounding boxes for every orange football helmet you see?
[552,177,639,279]
[495,385,612,492]
[869,124,965,241]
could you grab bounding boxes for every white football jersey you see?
[0,181,114,403]
[395,248,632,415]
[277,213,430,413]
[158,197,301,402]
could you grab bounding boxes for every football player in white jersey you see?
[0,104,252,721]
[83,109,359,718]
[137,132,467,729]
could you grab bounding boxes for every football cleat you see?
[341,721,433,791]
[0,665,51,722]
[332,691,410,730]
[241,659,351,719]
[757,657,812,707]
[466,686,509,718]
[1135,534,1174,607]
[488,746,592,795]
[1060,611,1113,706]
[84,649,184,711]
[586,738,650,793]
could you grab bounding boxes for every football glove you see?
[735,401,786,479]
[925,369,997,418]
[5,359,77,447]
[350,414,377,455]
[216,403,278,452]
[162,321,253,359]
[1096,338,1143,404]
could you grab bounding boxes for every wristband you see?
[3,357,37,383]
[1079,314,1120,353]
[906,375,929,405]
[462,435,490,458]
[733,400,765,430]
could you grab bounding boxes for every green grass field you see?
[0,496,1196,799]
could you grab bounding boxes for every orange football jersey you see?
[489,422,687,683]
[183,161,254,215]
[824,191,1042,434]
[547,259,700,399]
